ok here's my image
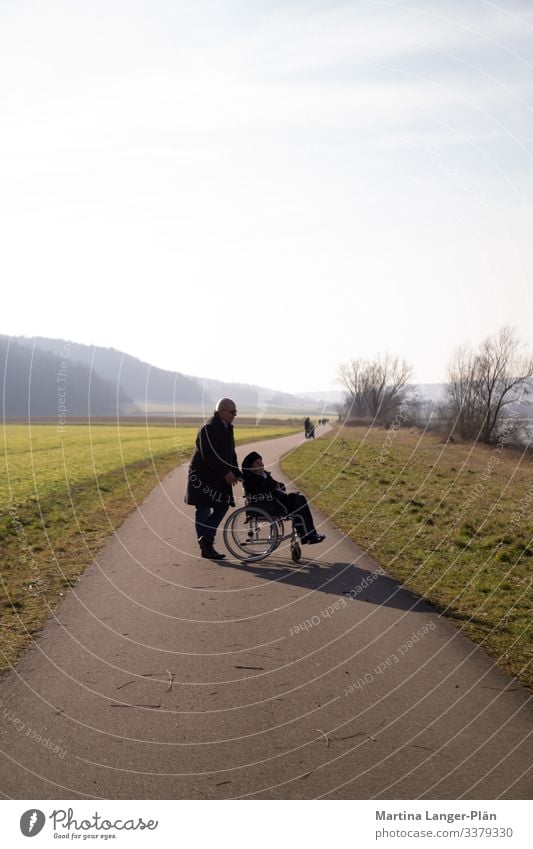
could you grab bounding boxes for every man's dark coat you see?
[184,412,241,508]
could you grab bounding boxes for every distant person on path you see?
[241,451,325,545]
[304,417,315,438]
[185,398,241,560]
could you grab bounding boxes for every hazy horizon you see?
[2,0,532,394]
[4,332,454,401]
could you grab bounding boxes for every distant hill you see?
[329,383,447,408]
[10,336,206,408]
[198,376,320,411]
[296,389,344,405]
[413,383,446,402]
[6,335,329,416]
[1,335,466,419]
[0,336,133,418]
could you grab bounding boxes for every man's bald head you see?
[216,398,237,424]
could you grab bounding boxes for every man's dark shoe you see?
[199,539,226,560]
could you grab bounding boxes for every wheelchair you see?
[223,500,303,563]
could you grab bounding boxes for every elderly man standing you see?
[185,398,241,559]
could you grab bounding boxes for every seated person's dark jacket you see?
[242,469,290,516]
[242,463,320,540]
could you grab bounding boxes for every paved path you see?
[0,431,531,799]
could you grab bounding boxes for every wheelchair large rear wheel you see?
[223,506,279,562]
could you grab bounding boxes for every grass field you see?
[0,422,298,671]
[281,424,532,689]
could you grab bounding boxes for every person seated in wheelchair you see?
[241,452,325,545]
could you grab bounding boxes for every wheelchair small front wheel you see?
[291,541,302,563]
[223,506,279,562]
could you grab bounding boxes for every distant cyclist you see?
[304,417,315,439]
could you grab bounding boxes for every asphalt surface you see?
[0,430,531,799]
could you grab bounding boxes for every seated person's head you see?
[242,452,264,474]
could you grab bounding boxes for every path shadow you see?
[220,553,490,628]
[221,552,436,615]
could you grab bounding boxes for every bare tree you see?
[446,344,483,440]
[338,353,413,423]
[445,326,533,444]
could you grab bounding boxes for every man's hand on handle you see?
[224,471,239,485]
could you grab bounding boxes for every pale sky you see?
[2,0,532,394]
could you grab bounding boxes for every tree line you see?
[337,326,533,446]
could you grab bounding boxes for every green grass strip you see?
[0,423,297,672]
